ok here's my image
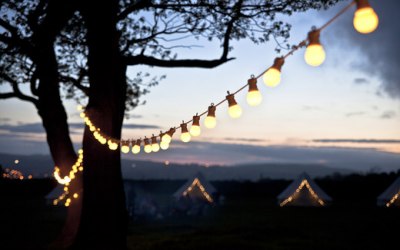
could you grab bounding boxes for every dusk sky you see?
[0,0,399,172]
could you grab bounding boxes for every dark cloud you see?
[329,0,400,98]
[345,111,365,117]
[0,118,11,123]
[313,139,400,144]
[353,78,369,85]
[380,110,396,119]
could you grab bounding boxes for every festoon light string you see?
[54,0,379,206]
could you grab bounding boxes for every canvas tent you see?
[377,176,400,207]
[173,172,217,203]
[277,172,332,207]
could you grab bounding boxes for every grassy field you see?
[1,175,400,249]
[128,198,400,250]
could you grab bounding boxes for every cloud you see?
[312,139,400,144]
[222,137,268,143]
[345,111,365,117]
[353,78,369,85]
[380,110,396,119]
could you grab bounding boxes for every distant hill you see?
[0,153,353,180]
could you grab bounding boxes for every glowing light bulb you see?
[180,123,191,143]
[226,93,242,119]
[304,30,325,67]
[121,142,130,154]
[204,105,217,129]
[160,141,169,150]
[144,138,152,153]
[354,0,378,34]
[80,112,85,118]
[73,193,79,199]
[162,128,175,143]
[246,78,262,106]
[151,136,160,152]
[263,57,284,87]
[108,140,118,150]
[190,115,201,137]
[77,105,84,111]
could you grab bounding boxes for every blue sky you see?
[0,0,399,172]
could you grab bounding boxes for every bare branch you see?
[0,73,39,106]
[123,54,234,68]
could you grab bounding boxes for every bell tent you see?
[173,172,217,203]
[377,176,400,207]
[277,172,332,207]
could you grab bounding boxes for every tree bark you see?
[74,0,128,248]
[33,0,82,247]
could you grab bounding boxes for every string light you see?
[120,140,130,154]
[144,137,152,153]
[78,1,377,155]
[132,139,141,154]
[304,29,326,67]
[246,77,262,106]
[180,122,191,143]
[280,179,326,207]
[263,57,284,87]
[353,0,378,34]
[52,149,84,206]
[226,92,242,118]
[151,135,160,152]
[386,191,400,207]
[182,178,213,203]
[190,115,201,137]
[204,105,217,129]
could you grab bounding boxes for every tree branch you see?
[0,73,39,106]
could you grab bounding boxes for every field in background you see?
[0,172,399,249]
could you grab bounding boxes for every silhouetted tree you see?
[0,0,338,248]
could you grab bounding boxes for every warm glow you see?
[144,144,152,153]
[181,132,191,143]
[190,125,201,137]
[160,141,170,150]
[162,133,172,143]
[132,144,141,154]
[304,44,326,67]
[108,140,118,150]
[73,193,79,199]
[204,116,216,129]
[121,144,130,154]
[246,90,262,106]
[182,178,213,203]
[152,143,160,152]
[354,7,378,34]
[228,104,242,119]
[280,179,325,207]
[263,68,281,87]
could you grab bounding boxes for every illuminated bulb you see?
[160,141,169,150]
[132,140,141,154]
[120,141,130,154]
[304,30,325,67]
[80,112,85,118]
[263,57,284,87]
[144,138,152,153]
[77,105,84,111]
[79,167,83,171]
[180,123,191,143]
[162,128,175,143]
[108,140,118,150]
[100,137,107,145]
[151,136,160,152]
[204,105,217,129]
[226,93,242,118]
[353,0,378,34]
[73,193,79,199]
[246,78,262,106]
[190,115,201,137]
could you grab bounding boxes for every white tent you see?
[277,172,332,207]
[173,172,217,203]
[377,176,400,207]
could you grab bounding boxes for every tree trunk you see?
[74,0,128,248]
[33,0,82,247]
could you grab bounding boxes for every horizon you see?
[1,0,399,173]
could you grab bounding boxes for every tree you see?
[0,0,338,248]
